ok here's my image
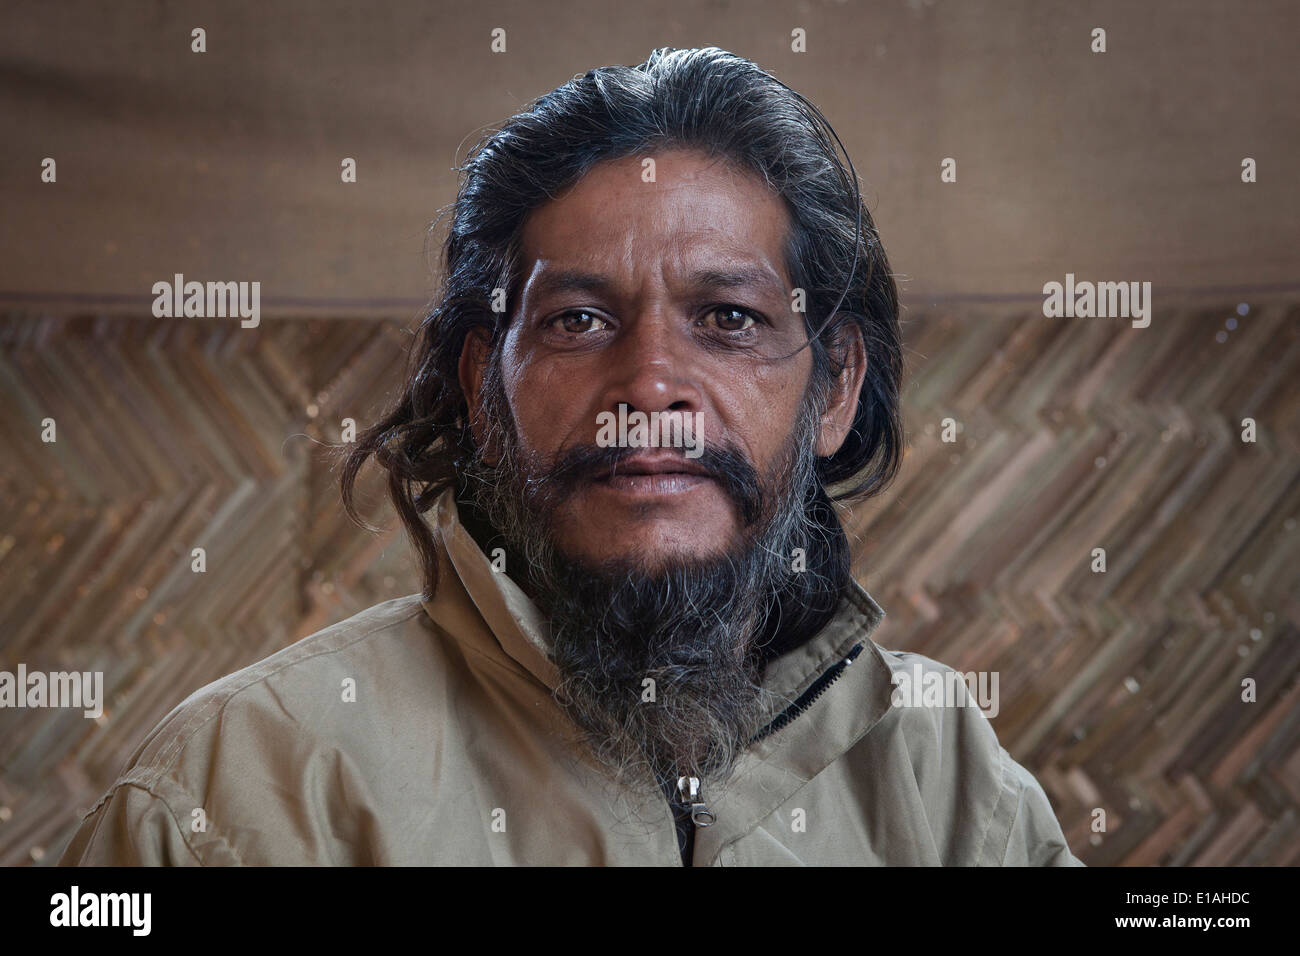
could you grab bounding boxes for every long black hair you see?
[340,46,904,602]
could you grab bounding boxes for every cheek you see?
[725,359,812,467]
[501,349,587,458]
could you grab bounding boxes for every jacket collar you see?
[425,488,561,691]
[420,488,898,854]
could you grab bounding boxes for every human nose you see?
[594,308,704,417]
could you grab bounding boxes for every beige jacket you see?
[59,490,1082,866]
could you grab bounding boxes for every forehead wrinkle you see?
[523,253,790,311]
[519,159,794,305]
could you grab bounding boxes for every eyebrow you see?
[526,266,788,301]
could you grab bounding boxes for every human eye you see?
[549,310,611,335]
[699,305,760,333]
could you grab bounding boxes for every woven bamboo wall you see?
[1,305,1295,865]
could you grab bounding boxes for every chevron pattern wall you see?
[0,305,1296,865]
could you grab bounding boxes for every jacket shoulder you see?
[870,648,1080,865]
[120,593,432,782]
[874,648,1001,765]
[63,594,440,865]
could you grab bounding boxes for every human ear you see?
[458,326,494,453]
[814,321,867,458]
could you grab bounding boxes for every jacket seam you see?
[108,780,240,866]
[979,745,1023,866]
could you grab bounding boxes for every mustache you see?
[524,441,764,526]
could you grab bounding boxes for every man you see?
[60,47,1081,866]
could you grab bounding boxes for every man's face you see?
[464,149,823,571]
[456,147,869,787]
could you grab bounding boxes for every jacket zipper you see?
[670,775,716,866]
[669,641,865,865]
[749,642,865,746]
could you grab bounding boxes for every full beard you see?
[460,357,832,797]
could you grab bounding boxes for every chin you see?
[560,520,740,575]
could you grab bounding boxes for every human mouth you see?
[591,452,715,496]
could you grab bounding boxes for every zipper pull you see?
[676,775,716,827]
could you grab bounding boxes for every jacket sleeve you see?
[58,783,204,867]
[999,752,1085,866]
